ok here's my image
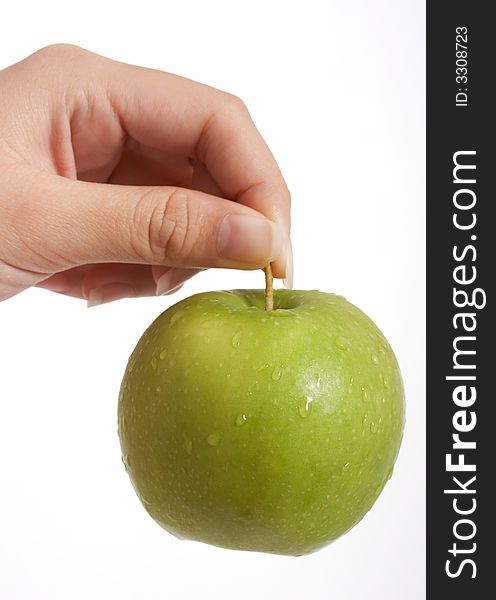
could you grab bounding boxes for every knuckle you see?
[223,92,249,115]
[9,45,92,98]
[32,43,88,63]
[131,189,195,263]
[196,93,250,162]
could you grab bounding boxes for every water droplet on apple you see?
[151,357,158,370]
[334,337,349,351]
[235,414,247,426]
[156,386,162,393]
[370,420,378,433]
[381,374,389,388]
[207,432,221,446]
[361,386,368,402]
[341,462,350,474]
[298,396,313,418]
[231,333,241,348]
[240,508,254,521]
[121,454,131,471]
[271,367,283,381]
[166,512,179,524]
[184,437,193,455]
[371,354,379,365]
[159,349,167,360]
[170,310,185,325]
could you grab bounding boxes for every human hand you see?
[0,45,292,306]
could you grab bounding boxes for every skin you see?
[0,45,292,305]
[119,290,405,556]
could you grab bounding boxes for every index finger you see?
[104,55,291,278]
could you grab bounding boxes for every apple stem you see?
[264,264,274,311]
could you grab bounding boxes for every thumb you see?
[14,173,285,272]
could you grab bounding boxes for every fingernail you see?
[217,215,284,265]
[156,268,200,296]
[283,238,294,289]
[156,271,185,296]
[162,283,184,296]
[87,283,136,308]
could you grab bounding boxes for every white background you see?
[0,1,425,598]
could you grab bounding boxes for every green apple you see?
[118,289,404,556]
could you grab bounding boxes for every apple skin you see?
[118,289,404,556]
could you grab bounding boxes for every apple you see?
[118,288,404,556]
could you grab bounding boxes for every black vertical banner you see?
[427,2,494,598]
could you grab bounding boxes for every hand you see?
[0,45,292,306]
